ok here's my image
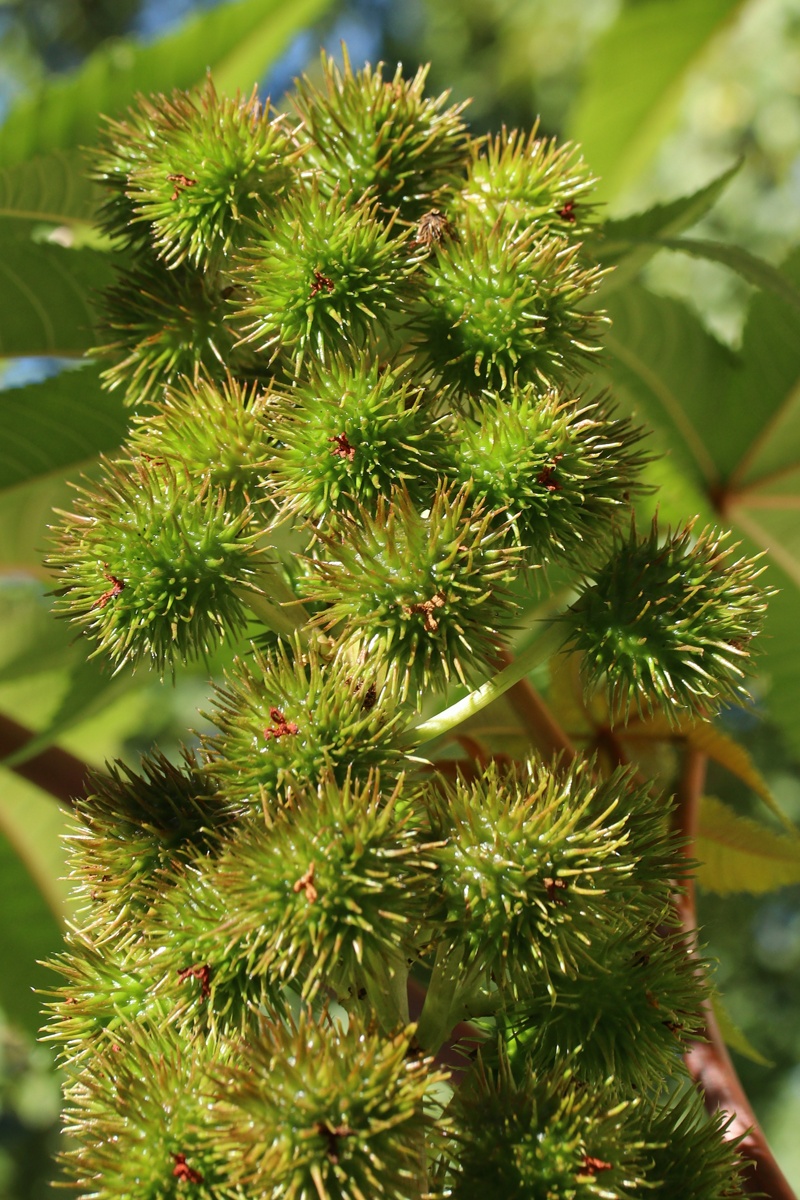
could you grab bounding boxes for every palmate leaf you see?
[0,149,100,240]
[592,162,741,294]
[600,255,800,751]
[567,0,747,204]
[0,366,128,492]
[0,241,112,357]
[696,795,800,895]
[0,0,333,169]
[0,722,70,1032]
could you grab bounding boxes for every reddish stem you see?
[675,748,796,1200]
[0,713,91,807]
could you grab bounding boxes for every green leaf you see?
[0,366,128,493]
[0,242,113,357]
[696,794,800,895]
[602,282,736,493]
[568,0,747,203]
[676,716,793,832]
[0,777,67,1034]
[593,162,740,294]
[0,149,100,240]
[0,0,333,169]
[711,992,774,1067]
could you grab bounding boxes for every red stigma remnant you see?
[582,1155,613,1176]
[177,963,212,999]
[91,569,125,610]
[172,1153,204,1184]
[330,432,356,461]
[263,707,299,741]
[310,269,335,297]
[538,454,564,492]
[403,590,447,633]
[315,1121,355,1164]
[293,861,318,904]
[166,173,197,201]
[558,200,576,222]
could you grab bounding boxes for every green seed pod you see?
[413,218,605,398]
[564,518,771,719]
[214,1011,448,1199]
[61,1023,240,1199]
[509,923,707,1092]
[204,639,408,807]
[446,387,647,560]
[425,760,669,997]
[307,486,521,695]
[636,1087,746,1198]
[190,772,435,1004]
[449,1053,645,1200]
[49,457,271,673]
[291,48,469,221]
[65,750,239,937]
[128,373,275,510]
[43,935,170,1067]
[269,355,446,523]
[94,79,300,268]
[457,125,598,239]
[237,184,416,370]
[95,258,255,407]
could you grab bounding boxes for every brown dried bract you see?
[413,209,455,247]
[264,707,299,740]
[293,861,318,904]
[404,590,447,632]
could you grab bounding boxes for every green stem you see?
[241,566,310,638]
[407,621,567,749]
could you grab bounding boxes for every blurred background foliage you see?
[1,0,800,1194]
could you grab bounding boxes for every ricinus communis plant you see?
[44,49,780,1199]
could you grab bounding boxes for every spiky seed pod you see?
[445,387,647,559]
[142,854,286,1038]
[306,486,521,695]
[95,258,255,407]
[413,219,606,398]
[457,125,598,239]
[508,924,707,1092]
[94,79,300,267]
[563,518,771,720]
[269,355,446,523]
[636,1088,747,1199]
[448,1054,645,1200]
[61,1023,241,1199]
[214,1011,448,1199]
[128,374,275,510]
[49,457,271,672]
[237,185,415,370]
[43,936,171,1067]
[204,640,407,808]
[424,761,673,997]
[290,49,469,222]
[190,773,435,1004]
[65,750,239,938]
